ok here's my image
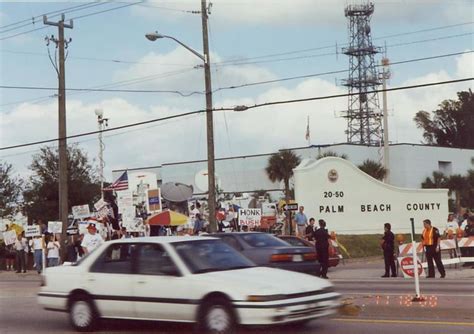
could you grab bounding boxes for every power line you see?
[214,21,474,65]
[1,77,472,152]
[0,1,143,42]
[0,2,103,30]
[0,67,198,108]
[0,85,204,96]
[212,50,473,92]
[214,32,474,68]
[3,49,469,101]
[229,77,472,112]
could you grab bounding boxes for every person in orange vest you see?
[421,219,445,278]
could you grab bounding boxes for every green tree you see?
[421,171,448,189]
[265,150,301,234]
[414,90,474,148]
[358,159,387,181]
[317,151,348,159]
[23,145,100,222]
[446,174,468,213]
[0,161,23,218]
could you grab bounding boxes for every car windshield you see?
[173,239,255,274]
[241,233,290,247]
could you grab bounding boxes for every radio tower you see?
[342,2,382,145]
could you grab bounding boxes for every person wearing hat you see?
[81,223,104,255]
[313,219,330,279]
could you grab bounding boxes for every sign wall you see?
[294,157,449,234]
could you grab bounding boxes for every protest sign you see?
[238,208,262,228]
[72,204,91,219]
[48,221,63,234]
[2,230,17,245]
[25,225,41,238]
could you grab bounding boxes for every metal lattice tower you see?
[342,2,383,145]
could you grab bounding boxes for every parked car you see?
[277,235,341,267]
[212,232,321,275]
[38,236,339,333]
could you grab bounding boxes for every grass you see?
[336,234,416,258]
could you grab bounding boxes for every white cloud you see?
[131,0,469,26]
[2,51,471,180]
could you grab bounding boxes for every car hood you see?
[198,266,332,295]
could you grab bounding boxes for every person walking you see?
[381,223,397,278]
[14,232,27,273]
[29,234,45,274]
[294,206,308,237]
[313,219,330,279]
[421,219,445,278]
[46,235,61,267]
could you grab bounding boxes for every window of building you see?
[438,161,452,175]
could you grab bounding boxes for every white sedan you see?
[38,236,340,333]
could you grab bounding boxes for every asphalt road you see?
[1,276,473,334]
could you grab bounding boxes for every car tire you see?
[198,296,236,334]
[69,296,98,332]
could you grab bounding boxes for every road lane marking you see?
[333,318,474,326]
[341,292,474,297]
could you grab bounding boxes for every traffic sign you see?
[400,256,424,278]
[283,203,299,211]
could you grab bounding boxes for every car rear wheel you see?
[69,297,98,332]
[198,296,236,334]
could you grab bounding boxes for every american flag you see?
[104,171,128,191]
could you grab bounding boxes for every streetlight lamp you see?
[145,28,217,232]
[95,108,108,200]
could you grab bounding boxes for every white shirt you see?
[81,233,104,253]
[47,241,60,258]
[445,220,457,232]
[15,237,27,251]
[29,237,44,251]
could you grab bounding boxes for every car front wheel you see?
[198,296,236,334]
[69,297,98,332]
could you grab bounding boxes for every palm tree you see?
[317,151,348,159]
[446,174,468,214]
[358,159,387,181]
[421,171,448,189]
[265,150,301,234]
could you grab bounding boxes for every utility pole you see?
[381,57,391,183]
[95,109,108,200]
[44,14,73,249]
[201,0,217,232]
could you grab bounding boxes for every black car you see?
[212,232,321,275]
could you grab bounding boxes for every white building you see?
[112,143,473,196]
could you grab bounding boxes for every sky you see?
[0,0,473,183]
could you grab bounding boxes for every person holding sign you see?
[14,231,28,273]
[29,234,45,274]
[421,219,445,278]
[81,223,104,255]
[381,223,396,278]
[47,235,61,267]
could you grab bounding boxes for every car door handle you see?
[87,278,95,282]
[137,280,146,284]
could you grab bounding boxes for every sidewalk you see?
[330,257,474,280]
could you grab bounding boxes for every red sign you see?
[400,257,423,277]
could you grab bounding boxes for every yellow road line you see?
[333,318,474,327]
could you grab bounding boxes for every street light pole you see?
[201,0,216,232]
[145,0,217,232]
